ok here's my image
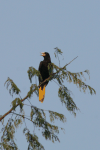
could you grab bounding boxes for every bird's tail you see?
[39,86,45,103]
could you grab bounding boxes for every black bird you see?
[38,52,52,103]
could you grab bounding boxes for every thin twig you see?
[10,112,35,124]
[52,79,60,87]
[27,98,32,106]
[10,112,64,131]
[63,56,78,68]
[23,104,63,114]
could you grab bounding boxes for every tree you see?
[0,48,96,150]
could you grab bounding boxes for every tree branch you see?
[0,56,78,122]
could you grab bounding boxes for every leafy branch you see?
[0,52,96,149]
[0,56,95,122]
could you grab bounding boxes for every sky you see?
[0,0,100,150]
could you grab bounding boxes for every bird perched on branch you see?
[38,52,52,103]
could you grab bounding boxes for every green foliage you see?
[66,71,96,94]
[51,63,96,96]
[12,98,23,111]
[49,111,66,123]
[54,47,63,58]
[54,47,63,66]
[27,67,42,83]
[34,117,60,142]
[4,77,20,96]
[14,116,23,129]
[27,84,39,98]
[58,85,77,116]
[0,48,96,149]
[0,119,18,150]
[23,128,44,150]
[30,106,64,143]
[30,106,46,121]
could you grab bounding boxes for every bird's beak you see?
[41,52,46,56]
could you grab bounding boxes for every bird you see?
[38,52,52,103]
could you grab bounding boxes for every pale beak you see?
[41,52,46,56]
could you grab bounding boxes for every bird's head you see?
[41,52,51,61]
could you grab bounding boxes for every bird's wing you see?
[38,61,43,71]
[38,61,43,83]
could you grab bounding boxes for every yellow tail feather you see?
[39,86,45,103]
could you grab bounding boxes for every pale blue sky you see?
[0,1,100,150]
